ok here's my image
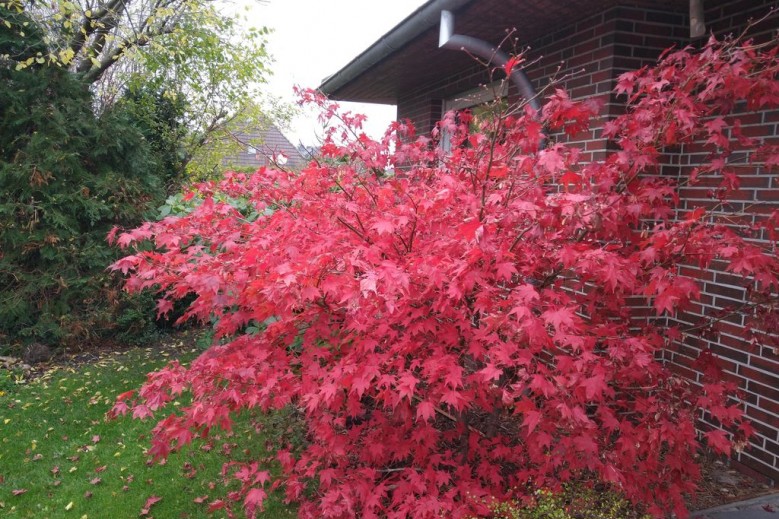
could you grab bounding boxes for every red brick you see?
[751,355,779,375]
[710,342,750,364]
[760,397,779,417]
[742,439,776,466]
[756,189,779,202]
[679,266,715,281]
[731,456,778,486]
[667,360,699,381]
[571,85,598,99]
[741,366,779,389]
[719,332,762,355]
[745,405,779,432]
[764,438,779,460]
[736,113,765,125]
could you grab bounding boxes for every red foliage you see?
[110,36,779,518]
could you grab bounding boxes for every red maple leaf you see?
[503,55,521,75]
[207,499,226,513]
[458,219,482,240]
[139,495,161,516]
[415,401,436,423]
[581,374,607,400]
[541,307,577,331]
[396,373,418,401]
[244,487,267,516]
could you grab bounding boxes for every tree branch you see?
[81,21,175,83]
[69,0,128,59]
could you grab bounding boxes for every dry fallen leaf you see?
[89,477,101,485]
[139,495,162,517]
[12,489,27,496]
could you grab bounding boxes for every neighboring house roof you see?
[223,124,308,171]
[319,0,686,103]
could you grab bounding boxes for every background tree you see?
[1,0,273,175]
[0,57,167,346]
[0,0,278,349]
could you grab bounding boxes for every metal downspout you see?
[689,0,706,38]
[438,9,541,112]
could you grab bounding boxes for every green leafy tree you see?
[1,0,272,174]
[119,82,190,189]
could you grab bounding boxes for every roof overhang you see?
[319,0,687,104]
[319,0,474,104]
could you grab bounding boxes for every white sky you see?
[245,0,429,146]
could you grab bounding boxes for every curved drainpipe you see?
[438,10,541,113]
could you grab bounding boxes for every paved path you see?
[692,492,779,519]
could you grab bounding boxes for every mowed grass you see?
[0,338,297,518]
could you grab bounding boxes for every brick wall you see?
[665,1,779,483]
[394,0,779,483]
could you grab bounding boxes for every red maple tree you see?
[110,35,779,518]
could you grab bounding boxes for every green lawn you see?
[0,338,297,518]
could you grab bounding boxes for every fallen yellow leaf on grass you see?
[65,501,73,510]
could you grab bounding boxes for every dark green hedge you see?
[0,7,180,348]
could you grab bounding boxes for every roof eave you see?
[319,0,475,100]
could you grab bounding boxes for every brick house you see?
[320,0,779,483]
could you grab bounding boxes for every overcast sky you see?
[245,0,428,146]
